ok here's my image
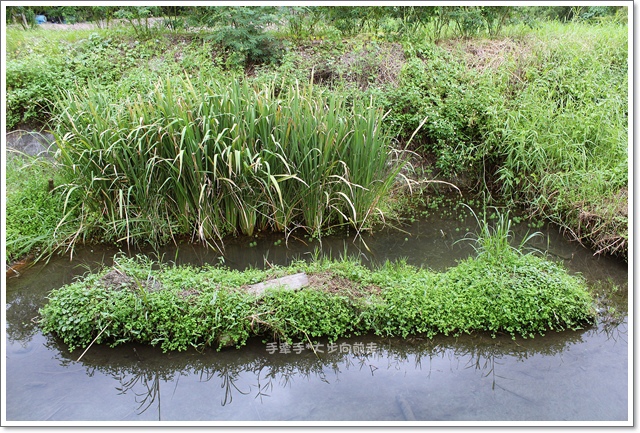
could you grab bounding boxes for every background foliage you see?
[5,5,629,258]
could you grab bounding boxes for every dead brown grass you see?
[100,269,163,292]
[298,40,405,89]
[573,187,628,256]
[437,37,531,72]
[308,271,381,300]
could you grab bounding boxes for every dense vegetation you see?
[39,245,595,353]
[5,5,629,262]
[53,76,401,249]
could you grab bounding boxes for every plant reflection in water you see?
[37,324,609,420]
[116,371,163,419]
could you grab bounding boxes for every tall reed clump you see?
[52,75,403,250]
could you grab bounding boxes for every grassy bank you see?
[39,247,595,353]
[5,11,629,259]
[5,155,74,262]
[486,22,628,256]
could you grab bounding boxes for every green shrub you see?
[5,57,72,129]
[188,6,284,67]
[114,6,161,38]
[5,28,168,129]
[379,45,501,177]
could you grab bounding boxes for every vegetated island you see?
[39,246,595,354]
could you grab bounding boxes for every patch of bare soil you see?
[6,254,35,279]
[308,271,381,300]
[36,17,166,31]
[37,22,97,30]
[100,269,163,292]
[177,287,202,299]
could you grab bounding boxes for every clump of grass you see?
[39,252,595,353]
[53,75,405,252]
[455,205,543,260]
[5,154,79,262]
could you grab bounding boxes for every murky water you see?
[4,207,630,423]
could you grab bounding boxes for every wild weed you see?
[39,253,595,352]
[455,205,543,260]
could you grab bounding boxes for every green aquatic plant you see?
[39,252,595,353]
[52,75,406,252]
[455,204,543,259]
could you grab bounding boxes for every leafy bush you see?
[6,6,36,29]
[114,6,161,37]
[5,28,168,129]
[318,6,388,36]
[379,45,500,177]
[188,6,284,67]
[6,57,71,129]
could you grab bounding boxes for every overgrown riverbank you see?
[5,6,629,261]
[39,248,596,353]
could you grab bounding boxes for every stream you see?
[4,207,630,423]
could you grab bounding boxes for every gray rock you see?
[246,272,309,296]
[6,130,57,159]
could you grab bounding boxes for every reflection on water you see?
[4,209,629,423]
[6,321,627,421]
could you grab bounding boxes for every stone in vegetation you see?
[247,272,309,296]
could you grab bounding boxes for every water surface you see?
[4,210,630,424]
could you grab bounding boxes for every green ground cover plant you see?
[39,244,595,353]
